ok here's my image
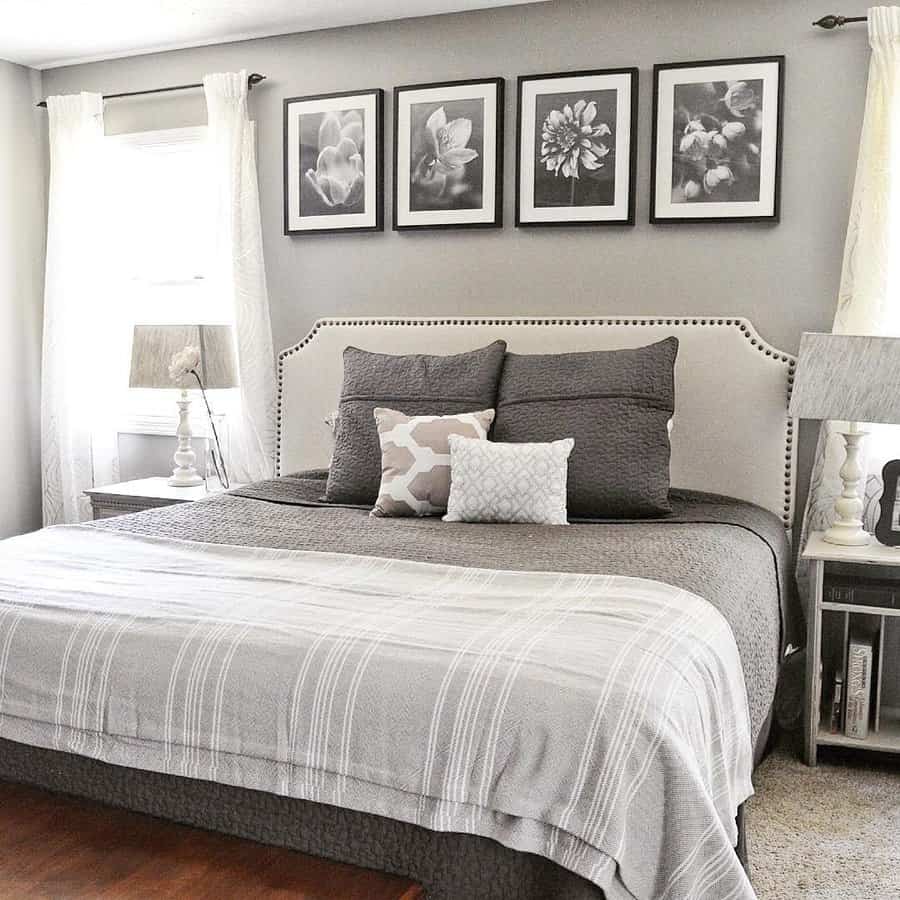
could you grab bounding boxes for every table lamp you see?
[790,332,900,546]
[129,324,238,487]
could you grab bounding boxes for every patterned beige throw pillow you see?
[372,408,495,517]
[443,435,574,525]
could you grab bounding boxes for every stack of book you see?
[827,624,878,740]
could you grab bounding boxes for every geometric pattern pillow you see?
[371,408,495,517]
[443,435,574,525]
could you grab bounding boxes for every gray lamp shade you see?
[129,324,239,390]
[789,332,900,424]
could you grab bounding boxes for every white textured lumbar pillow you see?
[443,435,574,525]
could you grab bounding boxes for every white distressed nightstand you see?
[85,477,232,520]
[803,532,900,765]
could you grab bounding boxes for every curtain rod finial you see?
[813,13,867,29]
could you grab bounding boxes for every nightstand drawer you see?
[90,498,185,520]
[85,477,232,521]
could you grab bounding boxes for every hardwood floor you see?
[0,780,424,899]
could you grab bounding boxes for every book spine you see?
[845,642,872,740]
[830,673,843,734]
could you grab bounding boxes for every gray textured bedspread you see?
[0,474,792,900]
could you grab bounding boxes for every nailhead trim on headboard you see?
[275,317,797,528]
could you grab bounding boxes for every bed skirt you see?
[0,735,757,900]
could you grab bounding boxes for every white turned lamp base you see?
[823,425,870,546]
[169,390,204,488]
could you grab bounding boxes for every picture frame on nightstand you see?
[875,459,900,547]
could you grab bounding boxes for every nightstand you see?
[85,477,230,520]
[803,532,900,765]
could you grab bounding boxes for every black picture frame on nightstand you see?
[875,459,900,546]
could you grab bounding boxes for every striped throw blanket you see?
[0,525,755,900]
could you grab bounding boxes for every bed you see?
[0,317,797,900]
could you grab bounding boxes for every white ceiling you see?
[1,0,546,70]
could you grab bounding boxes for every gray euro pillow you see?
[491,337,678,518]
[324,340,507,504]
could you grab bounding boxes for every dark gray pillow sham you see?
[324,340,507,504]
[491,337,678,518]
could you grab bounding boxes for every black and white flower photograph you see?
[517,69,637,226]
[394,78,503,230]
[670,79,763,204]
[651,57,783,223]
[535,92,615,208]
[301,107,366,215]
[409,99,484,212]
[283,89,383,235]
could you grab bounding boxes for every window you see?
[102,126,233,435]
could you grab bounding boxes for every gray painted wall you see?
[40,0,870,501]
[0,60,45,537]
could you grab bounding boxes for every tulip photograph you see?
[651,57,783,223]
[300,107,367,216]
[283,88,383,235]
[394,78,503,229]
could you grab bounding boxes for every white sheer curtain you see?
[203,71,276,484]
[41,93,120,525]
[800,7,900,571]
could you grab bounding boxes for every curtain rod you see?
[36,71,266,109]
[813,13,868,29]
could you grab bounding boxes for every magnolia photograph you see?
[408,98,485,213]
[651,57,783,223]
[283,89,383,235]
[517,69,636,226]
[394,78,503,229]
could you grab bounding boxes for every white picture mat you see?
[519,72,633,223]
[395,82,498,227]
[286,93,378,231]
[654,61,780,219]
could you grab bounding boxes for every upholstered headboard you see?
[276,317,796,528]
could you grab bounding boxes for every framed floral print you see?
[283,88,383,235]
[393,77,504,230]
[516,68,638,227]
[651,56,784,223]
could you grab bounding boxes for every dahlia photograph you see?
[532,89,617,209]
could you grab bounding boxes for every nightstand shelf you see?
[817,716,900,753]
[803,531,900,766]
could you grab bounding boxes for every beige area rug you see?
[747,732,900,899]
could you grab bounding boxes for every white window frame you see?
[105,125,225,438]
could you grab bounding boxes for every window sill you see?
[118,413,209,438]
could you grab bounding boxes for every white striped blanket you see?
[0,525,755,900]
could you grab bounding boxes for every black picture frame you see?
[393,77,504,231]
[515,67,639,227]
[283,88,384,236]
[650,55,784,224]
[875,460,900,547]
